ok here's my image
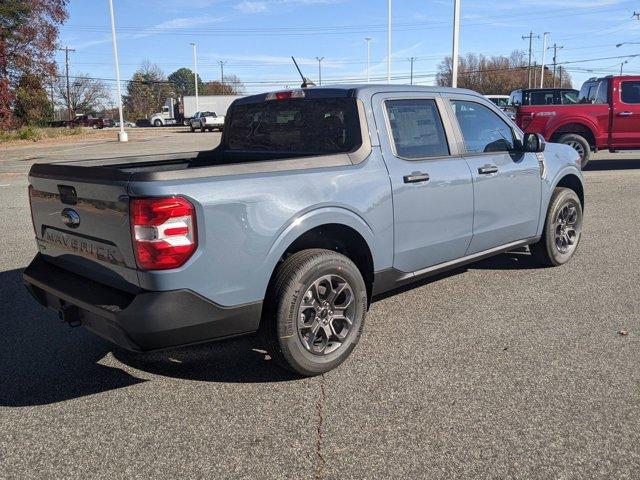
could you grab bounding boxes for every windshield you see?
[226,98,362,154]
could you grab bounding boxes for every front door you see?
[444,96,542,254]
[373,94,474,273]
[611,80,640,148]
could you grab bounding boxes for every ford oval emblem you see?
[61,208,81,229]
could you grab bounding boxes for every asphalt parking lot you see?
[1,128,640,479]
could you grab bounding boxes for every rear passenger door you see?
[611,80,640,148]
[373,94,474,273]
[443,96,542,254]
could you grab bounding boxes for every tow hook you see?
[58,302,81,327]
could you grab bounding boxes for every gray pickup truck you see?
[24,85,584,376]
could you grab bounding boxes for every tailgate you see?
[28,166,139,292]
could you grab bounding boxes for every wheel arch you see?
[264,209,378,306]
[553,172,585,210]
[549,122,597,149]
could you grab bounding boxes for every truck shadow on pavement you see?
[0,268,299,406]
[1,251,540,405]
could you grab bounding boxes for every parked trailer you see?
[149,95,243,127]
[182,95,242,125]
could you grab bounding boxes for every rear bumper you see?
[23,254,262,352]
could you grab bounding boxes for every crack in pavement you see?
[314,374,327,480]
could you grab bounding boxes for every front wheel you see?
[531,187,583,267]
[261,249,367,376]
[153,119,163,127]
[557,133,591,169]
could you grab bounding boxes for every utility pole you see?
[190,43,199,112]
[549,43,563,88]
[558,66,563,87]
[315,57,325,86]
[218,60,227,85]
[408,57,416,85]
[540,32,550,88]
[364,37,372,83]
[522,31,539,89]
[451,0,461,87]
[533,61,538,88]
[621,60,628,76]
[58,46,75,121]
[387,0,392,83]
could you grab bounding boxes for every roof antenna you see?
[291,56,316,88]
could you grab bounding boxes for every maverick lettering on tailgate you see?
[41,229,123,266]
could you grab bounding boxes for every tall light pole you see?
[387,0,392,83]
[108,0,127,142]
[540,32,550,88]
[408,57,416,85]
[190,43,199,111]
[451,0,461,88]
[365,37,372,83]
[316,57,325,86]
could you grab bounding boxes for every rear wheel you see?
[531,187,583,267]
[261,249,367,376]
[557,133,591,169]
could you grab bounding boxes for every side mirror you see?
[523,132,546,153]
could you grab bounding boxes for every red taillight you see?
[130,196,197,270]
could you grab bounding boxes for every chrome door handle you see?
[478,165,499,175]
[618,111,633,117]
[403,173,430,183]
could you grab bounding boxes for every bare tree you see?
[436,50,572,94]
[56,72,110,115]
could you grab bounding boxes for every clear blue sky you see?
[57,0,640,98]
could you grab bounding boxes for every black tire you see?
[531,187,583,267]
[557,133,591,169]
[190,125,195,132]
[153,119,163,127]
[200,126,206,132]
[261,249,367,376]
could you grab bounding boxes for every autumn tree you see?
[13,72,52,124]
[55,73,110,115]
[123,61,173,120]
[0,0,68,128]
[168,67,203,97]
[202,75,245,95]
[435,50,572,94]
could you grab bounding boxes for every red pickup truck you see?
[515,76,640,167]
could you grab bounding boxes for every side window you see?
[621,81,640,104]
[451,100,515,154]
[385,99,450,159]
[595,81,609,104]
[562,91,579,104]
[530,91,554,105]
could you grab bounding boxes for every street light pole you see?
[540,32,550,88]
[387,0,392,83]
[108,0,127,142]
[365,37,372,83]
[451,0,461,88]
[190,43,199,112]
[316,57,325,86]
